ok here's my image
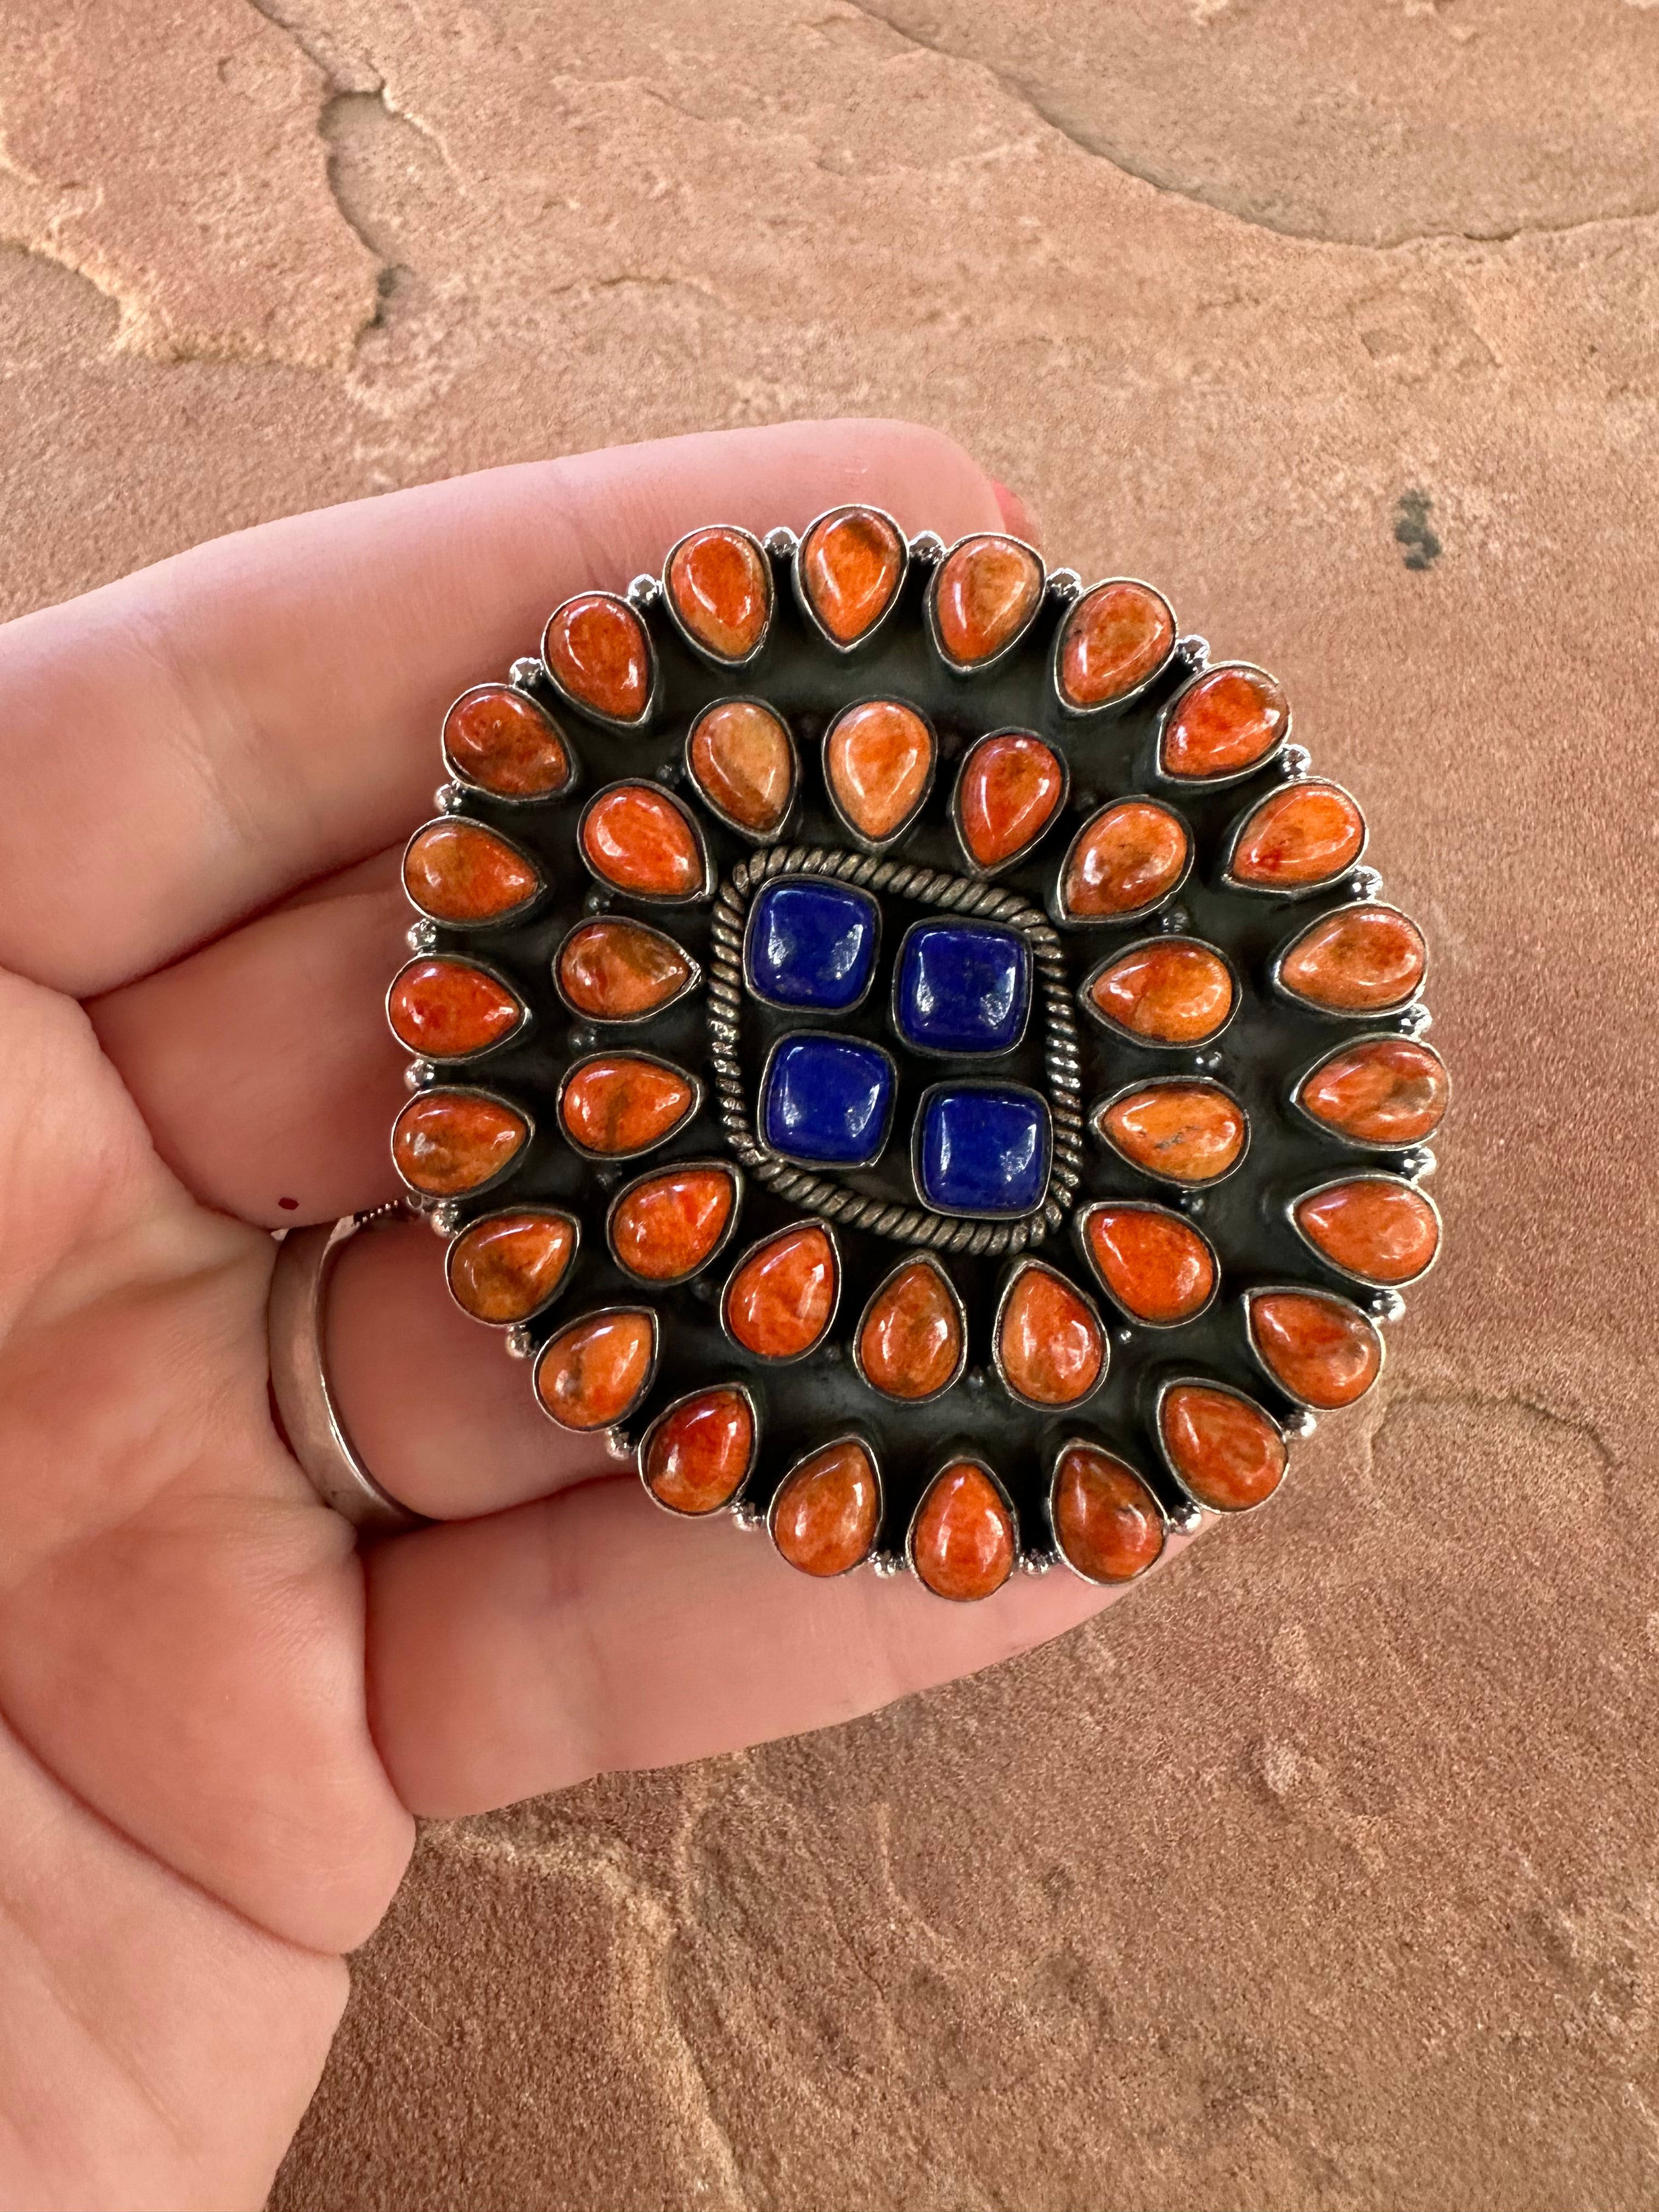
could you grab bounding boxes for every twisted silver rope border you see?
[706,844,1084,1256]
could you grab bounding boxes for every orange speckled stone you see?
[560,1056,695,1156]
[1248,1289,1383,1409]
[1278,905,1427,1012]
[641,1387,755,1516]
[1082,1204,1215,1325]
[1059,799,1189,921]
[580,784,707,901]
[1160,1384,1286,1512]
[687,701,795,835]
[1052,1446,1166,1584]
[825,699,933,842]
[1296,1036,1450,1146]
[771,1441,881,1577]
[1087,939,1235,1045]
[443,685,573,799]
[857,1261,963,1401]
[799,507,905,644]
[667,526,771,661]
[1161,665,1288,780]
[556,918,694,1022]
[911,1462,1014,1602]
[933,535,1043,666]
[1295,1178,1440,1285]
[1057,580,1175,709]
[536,1309,657,1431]
[610,1164,737,1283]
[403,820,541,925]
[1098,1082,1248,1184]
[392,1091,527,1196]
[543,593,651,722]
[956,732,1065,871]
[387,958,524,1058]
[997,1263,1105,1407]
[447,1211,577,1323]
[723,1224,837,1361]
[1229,780,1364,888]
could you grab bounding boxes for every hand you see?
[0,421,1162,2209]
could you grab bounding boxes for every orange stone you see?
[1097,1082,1248,1184]
[391,1090,528,1195]
[1294,1177,1440,1285]
[1057,580,1175,709]
[956,732,1066,872]
[770,1440,881,1577]
[667,526,771,661]
[1052,1445,1166,1584]
[1228,780,1364,889]
[933,535,1043,666]
[1161,665,1289,780]
[1278,905,1427,1013]
[580,784,708,901]
[1159,1383,1286,1512]
[1082,1204,1216,1325]
[555,918,695,1022]
[723,1223,837,1361]
[997,1262,1105,1407]
[447,1210,577,1323]
[641,1387,755,1516]
[535,1308,657,1430]
[387,958,524,1058]
[403,820,541,925]
[825,699,934,842]
[798,507,905,644]
[1086,939,1235,1045]
[1248,1289,1383,1409]
[443,685,573,799]
[1296,1036,1450,1146]
[543,592,651,722]
[910,1462,1014,1601]
[687,700,795,835]
[857,1260,963,1401]
[559,1056,696,1156]
[610,1164,737,1283]
[1059,799,1189,921]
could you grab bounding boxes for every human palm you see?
[0,421,1141,2209]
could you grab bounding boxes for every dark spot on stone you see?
[1393,489,1442,571]
[278,1196,299,1211]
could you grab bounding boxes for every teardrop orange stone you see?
[857,1261,962,1400]
[1098,1083,1247,1184]
[799,507,905,644]
[1160,666,1289,779]
[667,526,771,661]
[641,1387,755,1515]
[1229,780,1364,888]
[723,1224,837,1361]
[825,699,933,841]
[997,1263,1105,1407]
[1059,799,1189,921]
[1296,1037,1449,1146]
[1248,1289,1383,1408]
[392,1091,528,1195]
[543,593,651,721]
[447,1210,577,1323]
[609,1165,737,1283]
[1294,1178,1440,1284]
[403,821,541,924]
[1278,906,1426,1013]
[580,785,707,900]
[1087,940,1235,1044]
[1159,1384,1286,1512]
[556,919,694,1022]
[535,1308,657,1430]
[388,958,524,1058]
[933,535,1043,665]
[559,1057,695,1155]
[771,1441,881,1577]
[956,732,1065,871]
[1057,580,1175,709]
[1082,1204,1216,1325]
[443,686,573,799]
[911,1462,1014,1601]
[1052,1446,1166,1584]
[687,700,795,834]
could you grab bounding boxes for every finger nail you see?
[991,478,1041,548]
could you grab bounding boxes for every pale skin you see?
[0,420,1193,2210]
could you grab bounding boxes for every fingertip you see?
[991,477,1043,549]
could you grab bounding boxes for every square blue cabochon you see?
[745,878,880,1011]
[760,1031,898,1168]
[894,919,1032,1056]
[915,1083,1052,1216]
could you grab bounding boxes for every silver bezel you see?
[555,1051,702,1163]
[1050,795,1194,929]
[1090,1075,1251,1188]
[385,951,531,1064]
[1150,1374,1289,1517]
[1077,933,1240,1050]
[849,1254,968,1406]
[1071,1198,1221,1329]
[659,523,775,670]
[1046,1436,1170,1586]
[791,503,909,654]
[439,680,579,806]
[820,696,938,853]
[551,916,703,1028]
[539,589,658,732]
[755,1029,899,1172]
[636,1381,762,1519]
[989,1256,1109,1410]
[1154,659,1290,788]
[532,1303,662,1433]
[1287,1029,1451,1154]
[1051,575,1178,718]
[904,1453,1018,1600]
[948,727,1070,878]
[1268,900,1428,1020]
[740,871,882,1017]
[1217,775,1368,897]
[719,1217,843,1365]
[400,815,545,930]
[443,1204,581,1327]
[604,1157,745,1286]
[390,1083,532,1204]
[912,1080,1054,1222]
[1240,1284,1386,1411]
[766,1430,885,1577]
[1285,1170,1443,1289]
[682,695,801,843]
[577,780,713,907]
[924,531,1047,676]
[889,915,1035,1060]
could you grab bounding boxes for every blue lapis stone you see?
[761,1032,896,1168]
[914,1084,1052,1216]
[746,879,879,1011]
[894,921,1031,1056]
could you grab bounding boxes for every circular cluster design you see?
[387,513,1448,1601]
